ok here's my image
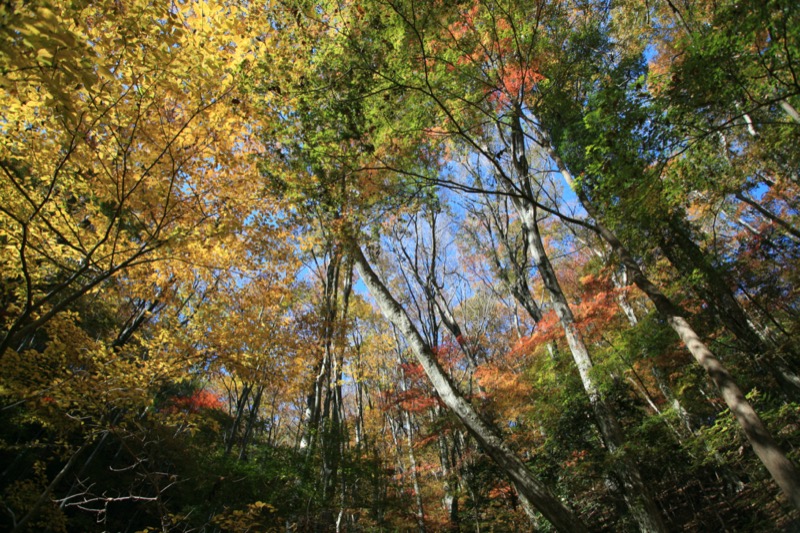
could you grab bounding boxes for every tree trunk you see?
[735,192,800,243]
[238,385,265,461]
[651,366,695,436]
[397,353,427,533]
[613,267,640,326]
[435,426,460,532]
[225,383,252,457]
[351,244,588,532]
[405,411,426,533]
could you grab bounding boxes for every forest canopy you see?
[1,0,800,531]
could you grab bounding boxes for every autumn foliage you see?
[1,0,799,531]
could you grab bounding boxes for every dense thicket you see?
[1,0,799,531]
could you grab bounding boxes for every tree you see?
[0,0,266,356]
[3,0,800,530]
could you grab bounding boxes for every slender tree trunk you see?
[354,348,366,447]
[351,244,588,532]
[479,196,544,323]
[238,385,265,461]
[660,218,761,344]
[112,299,163,349]
[666,315,800,509]
[12,444,88,533]
[434,423,460,532]
[735,192,800,242]
[225,383,252,457]
[613,267,640,326]
[405,410,426,533]
[397,356,427,533]
[651,366,695,436]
